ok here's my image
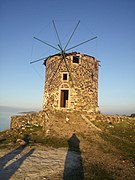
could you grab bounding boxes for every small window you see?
[73,56,79,64]
[63,73,67,80]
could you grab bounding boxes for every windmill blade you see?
[30,57,47,64]
[64,20,80,51]
[33,36,60,51]
[65,36,97,52]
[62,53,74,86]
[52,20,63,49]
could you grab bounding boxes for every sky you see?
[0,0,135,115]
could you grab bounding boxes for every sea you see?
[0,111,17,131]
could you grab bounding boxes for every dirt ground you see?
[0,135,135,179]
[0,111,135,179]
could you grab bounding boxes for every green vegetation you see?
[85,164,114,180]
[0,125,68,149]
[93,119,135,165]
[31,136,68,148]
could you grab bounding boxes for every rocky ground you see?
[0,140,135,180]
[0,111,135,179]
[0,145,68,179]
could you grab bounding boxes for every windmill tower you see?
[31,21,100,113]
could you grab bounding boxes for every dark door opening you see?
[60,90,69,108]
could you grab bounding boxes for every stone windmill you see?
[30,21,100,113]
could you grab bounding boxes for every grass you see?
[84,164,115,180]
[93,119,135,165]
[31,135,68,148]
[0,125,68,149]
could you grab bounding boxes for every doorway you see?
[60,90,69,108]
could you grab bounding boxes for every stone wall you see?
[43,52,99,113]
[95,113,135,122]
[10,110,135,131]
[10,111,48,130]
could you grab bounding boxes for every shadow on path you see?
[63,134,84,180]
[0,140,35,180]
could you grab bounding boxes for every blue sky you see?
[0,0,135,115]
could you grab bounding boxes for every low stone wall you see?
[10,111,49,130]
[10,110,135,131]
[95,113,135,122]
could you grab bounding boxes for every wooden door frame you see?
[59,87,70,109]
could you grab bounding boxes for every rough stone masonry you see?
[43,52,100,113]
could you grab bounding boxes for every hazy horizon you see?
[0,105,134,116]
